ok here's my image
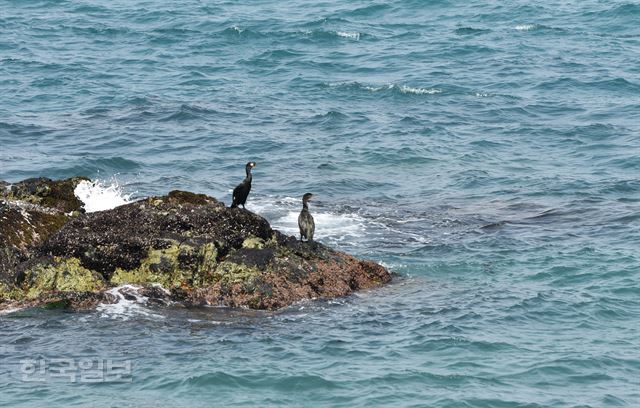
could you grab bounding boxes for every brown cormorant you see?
[231,161,256,208]
[298,192,315,242]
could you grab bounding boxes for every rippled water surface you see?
[1,1,639,407]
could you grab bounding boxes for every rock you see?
[0,179,391,312]
[0,177,90,299]
[1,176,89,213]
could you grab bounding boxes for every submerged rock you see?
[0,178,391,312]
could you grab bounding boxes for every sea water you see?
[1,1,639,406]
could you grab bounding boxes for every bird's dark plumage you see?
[298,192,315,242]
[231,161,256,208]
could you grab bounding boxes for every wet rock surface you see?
[0,177,391,312]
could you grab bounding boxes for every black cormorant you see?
[298,192,315,242]
[231,161,256,208]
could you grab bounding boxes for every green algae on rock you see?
[109,242,218,288]
[22,257,105,299]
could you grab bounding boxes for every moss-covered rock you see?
[0,281,24,302]
[110,242,218,288]
[242,236,266,249]
[213,260,261,285]
[22,257,105,299]
[1,180,391,312]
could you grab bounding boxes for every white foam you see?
[0,307,23,316]
[363,84,385,92]
[278,210,366,241]
[365,83,441,95]
[96,285,165,321]
[74,179,134,213]
[250,197,367,243]
[336,31,360,40]
[398,85,442,95]
[327,82,441,96]
[515,24,537,31]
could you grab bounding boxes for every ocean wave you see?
[219,26,266,40]
[343,4,392,17]
[291,110,350,128]
[0,121,52,138]
[397,85,442,95]
[151,27,201,36]
[254,49,304,60]
[300,29,369,42]
[455,27,491,36]
[69,4,111,14]
[534,77,640,93]
[513,23,564,33]
[214,25,373,44]
[585,3,640,19]
[300,17,352,28]
[159,104,219,122]
[514,24,538,31]
[68,24,134,38]
[335,31,361,40]
[180,371,342,390]
[326,81,442,96]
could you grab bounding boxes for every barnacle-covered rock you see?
[1,180,391,312]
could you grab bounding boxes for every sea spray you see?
[74,179,134,213]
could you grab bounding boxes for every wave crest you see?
[327,82,442,96]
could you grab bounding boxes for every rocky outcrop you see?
[1,177,88,288]
[0,178,391,312]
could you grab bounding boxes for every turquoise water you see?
[1,0,640,406]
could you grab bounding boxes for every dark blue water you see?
[1,1,639,406]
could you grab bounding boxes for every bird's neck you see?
[302,201,309,210]
[244,172,252,184]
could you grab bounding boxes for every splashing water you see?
[250,196,371,248]
[96,285,166,321]
[73,179,134,213]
